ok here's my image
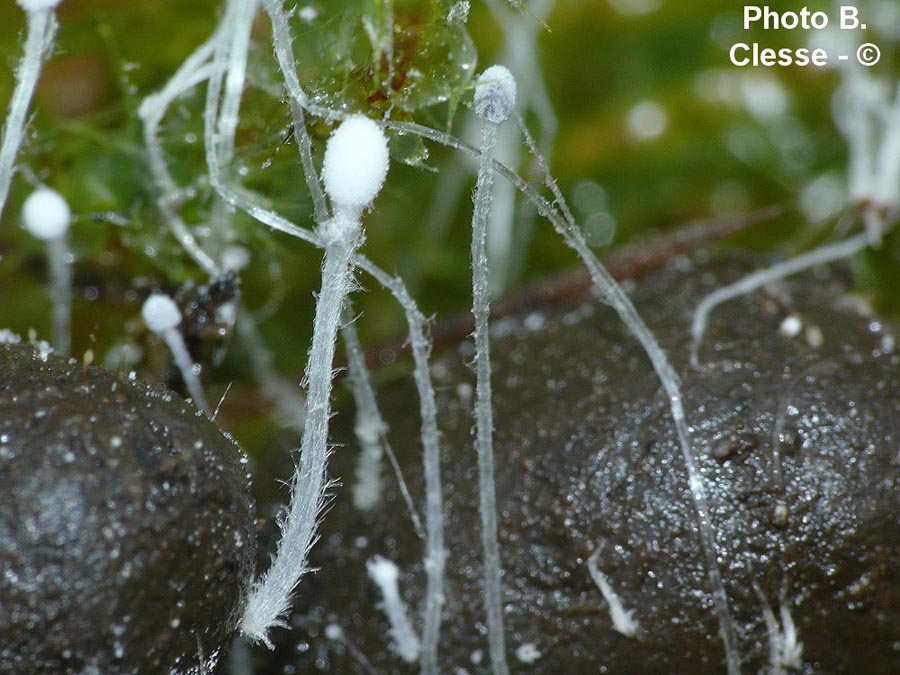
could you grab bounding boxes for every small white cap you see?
[474,65,517,124]
[22,188,71,240]
[141,294,181,334]
[16,0,63,11]
[322,115,390,209]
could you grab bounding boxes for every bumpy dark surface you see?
[0,342,256,674]
[248,255,900,674]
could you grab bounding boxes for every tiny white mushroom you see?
[241,115,391,646]
[22,187,72,356]
[141,293,210,414]
[470,63,517,675]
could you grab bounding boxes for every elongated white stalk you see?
[138,37,221,276]
[241,117,389,646]
[353,255,445,675]
[690,233,869,368]
[142,293,210,414]
[22,187,71,356]
[385,118,742,674]
[260,0,341,122]
[470,65,516,675]
[235,312,307,432]
[241,224,357,645]
[342,307,424,537]
[0,4,58,224]
[46,236,71,357]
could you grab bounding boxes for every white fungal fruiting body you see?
[587,548,639,638]
[474,65,517,124]
[141,293,210,414]
[23,187,72,356]
[241,116,390,647]
[22,187,70,240]
[367,555,421,663]
[470,64,515,675]
[141,293,181,334]
[16,0,63,10]
[322,115,390,211]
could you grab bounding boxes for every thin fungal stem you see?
[0,7,57,224]
[46,236,71,357]
[234,312,307,432]
[342,306,425,538]
[386,117,742,675]
[241,226,358,645]
[586,547,639,638]
[138,36,222,276]
[241,116,389,645]
[164,328,210,414]
[260,0,343,122]
[471,118,509,675]
[690,233,870,369]
[354,255,445,675]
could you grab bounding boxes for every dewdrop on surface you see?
[22,188,70,240]
[474,65,517,124]
[321,115,390,210]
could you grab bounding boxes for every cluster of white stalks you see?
[4,1,752,672]
[133,0,741,669]
[690,15,900,369]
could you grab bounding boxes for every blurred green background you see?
[1,0,898,452]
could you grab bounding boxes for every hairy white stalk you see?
[367,555,421,663]
[205,170,448,669]
[342,308,424,538]
[0,2,59,225]
[469,65,517,675]
[690,233,869,368]
[141,293,210,414]
[586,548,639,638]
[483,0,557,291]
[22,187,71,356]
[385,118,742,674]
[241,116,389,646]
